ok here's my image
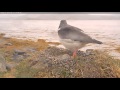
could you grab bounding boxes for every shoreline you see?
[1,33,120,78]
[1,32,120,59]
[0,32,61,45]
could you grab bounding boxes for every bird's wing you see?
[71,26,84,32]
[68,25,84,32]
[58,26,94,43]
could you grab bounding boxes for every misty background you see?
[0,13,120,20]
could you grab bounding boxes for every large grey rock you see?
[0,55,7,72]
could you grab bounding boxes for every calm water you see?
[0,20,120,52]
[0,20,120,41]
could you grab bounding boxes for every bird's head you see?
[58,20,67,29]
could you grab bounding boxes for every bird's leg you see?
[72,49,78,58]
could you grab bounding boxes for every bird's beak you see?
[58,25,60,30]
[58,25,60,29]
[58,27,60,30]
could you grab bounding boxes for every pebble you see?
[5,43,12,46]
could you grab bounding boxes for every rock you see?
[12,49,29,62]
[5,43,12,46]
[60,54,71,61]
[29,60,39,67]
[86,49,94,56]
[0,39,7,45]
[6,65,11,71]
[44,46,69,56]
[77,50,86,56]
[0,33,5,36]
[27,48,36,52]
[54,54,73,67]
[0,54,7,72]
[23,47,37,52]
[31,61,48,70]
[14,49,26,55]
[3,37,11,39]
[6,63,17,71]
[12,55,25,62]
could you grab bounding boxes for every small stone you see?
[14,49,26,55]
[6,63,17,71]
[64,64,69,68]
[48,63,52,68]
[23,47,37,52]
[70,69,73,73]
[3,37,11,39]
[12,55,24,62]
[12,49,29,62]
[0,33,5,36]
[60,54,71,61]
[86,49,94,56]
[6,65,11,71]
[31,62,47,70]
[77,50,85,56]
[27,49,36,52]
[29,60,39,67]
[5,43,12,46]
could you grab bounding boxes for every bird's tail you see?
[92,39,103,44]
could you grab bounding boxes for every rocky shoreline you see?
[0,33,120,78]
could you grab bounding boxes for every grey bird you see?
[58,20,103,57]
